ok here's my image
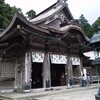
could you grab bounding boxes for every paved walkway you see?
[36,88,97,100]
[0,84,100,100]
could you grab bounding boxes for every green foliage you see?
[79,14,93,38]
[26,9,36,20]
[92,17,100,33]
[79,14,100,38]
[0,0,23,29]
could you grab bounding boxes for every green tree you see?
[0,0,23,29]
[92,17,100,33]
[26,9,36,20]
[79,14,92,38]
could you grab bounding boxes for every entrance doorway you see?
[51,64,66,86]
[31,63,43,89]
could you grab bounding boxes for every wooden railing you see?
[91,76,100,83]
[0,77,15,82]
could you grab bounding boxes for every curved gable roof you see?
[0,12,90,46]
[0,12,50,42]
[47,25,90,43]
[0,12,49,41]
[60,25,90,42]
[30,2,73,24]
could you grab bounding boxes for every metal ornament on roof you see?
[58,0,67,3]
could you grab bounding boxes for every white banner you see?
[72,57,80,65]
[32,52,67,64]
[32,52,44,63]
[50,54,67,64]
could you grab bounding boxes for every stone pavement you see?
[0,84,100,100]
[36,87,97,100]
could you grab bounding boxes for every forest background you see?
[0,0,100,38]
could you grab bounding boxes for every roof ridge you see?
[33,2,57,18]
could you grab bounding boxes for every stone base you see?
[14,88,31,93]
[23,89,31,93]
[0,89,14,93]
[95,94,100,100]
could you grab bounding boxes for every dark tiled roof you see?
[90,32,100,44]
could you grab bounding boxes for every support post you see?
[78,56,83,84]
[43,52,51,88]
[24,51,32,90]
[14,59,23,91]
[14,60,18,89]
[65,53,73,87]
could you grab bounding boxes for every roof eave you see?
[0,12,49,40]
[47,25,90,43]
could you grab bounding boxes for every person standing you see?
[82,74,87,87]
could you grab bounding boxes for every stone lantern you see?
[90,26,100,100]
[90,27,100,64]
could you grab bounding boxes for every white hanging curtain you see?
[72,57,80,65]
[50,54,67,64]
[32,52,67,64]
[32,52,44,63]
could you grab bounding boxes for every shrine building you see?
[0,0,93,92]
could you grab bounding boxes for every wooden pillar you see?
[65,53,73,86]
[24,51,32,90]
[14,59,23,90]
[14,60,17,89]
[43,52,51,88]
[78,56,83,84]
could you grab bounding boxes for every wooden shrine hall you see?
[0,0,91,91]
